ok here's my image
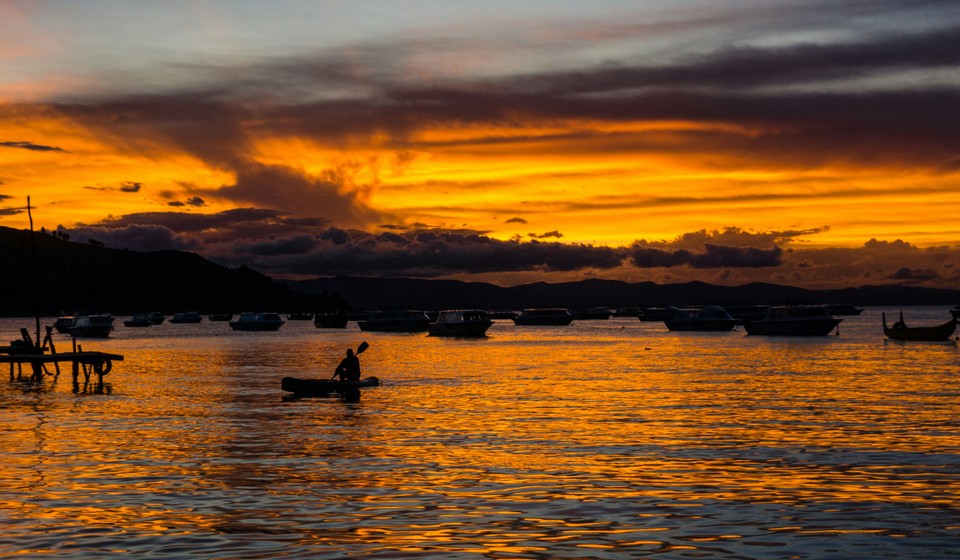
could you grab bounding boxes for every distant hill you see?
[0,226,347,317]
[286,276,960,311]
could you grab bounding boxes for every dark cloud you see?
[529,230,563,239]
[83,207,329,245]
[505,217,527,224]
[84,181,144,193]
[59,224,201,252]
[636,227,825,250]
[54,209,960,288]
[168,196,206,207]
[43,20,960,187]
[200,162,383,228]
[889,267,939,282]
[237,228,626,277]
[629,244,784,269]
[0,141,69,153]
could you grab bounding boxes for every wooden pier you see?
[1,326,123,391]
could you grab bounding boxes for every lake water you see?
[2,307,959,559]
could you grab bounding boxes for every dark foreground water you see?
[2,307,959,558]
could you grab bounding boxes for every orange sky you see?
[1,2,959,288]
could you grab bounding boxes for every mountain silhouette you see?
[0,226,346,317]
[2,225,957,317]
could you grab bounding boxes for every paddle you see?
[331,341,369,379]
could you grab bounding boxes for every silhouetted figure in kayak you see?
[335,348,361,382]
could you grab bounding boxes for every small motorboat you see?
[281,376,381,397]
[428,309,493,337]
[883,312,958,342]
[229,312,285,331]
[743,306,841,336]
[70,314,115,338]
[53,314,77,334]
[123,313,153,327]
[147,312,165,325]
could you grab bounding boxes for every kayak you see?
[281,376,381,396]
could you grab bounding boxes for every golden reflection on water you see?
[1,310,960,557]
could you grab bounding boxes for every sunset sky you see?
[1,0,958,288]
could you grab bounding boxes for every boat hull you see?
[281,376,381,396]
[428,321,492,337]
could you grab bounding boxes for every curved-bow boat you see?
[883,312,957,341]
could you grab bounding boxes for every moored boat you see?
[147,311,165,325]
[743,305,841,336]
[229,312,285,331]
[54,314,77,334]
[428,309,493,337]
[513,308,573,326]
[70,314,115,338]
[281,375,381,397]
[883,312,958,341]
[665,305,738,332]
[171,311,203,324]
[358,310,432,332]
[123,313,153,327]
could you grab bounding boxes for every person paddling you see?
[334,347,362,382]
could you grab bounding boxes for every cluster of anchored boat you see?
[54,311,291,336]
[54,304,959,341]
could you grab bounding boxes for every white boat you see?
[69,314,115,338]
[229,312,285,331]
[428,310,493,337]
